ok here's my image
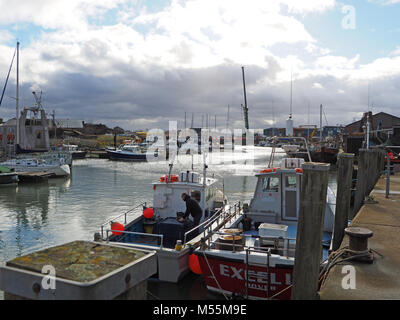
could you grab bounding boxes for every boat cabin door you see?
[282,173,300,221]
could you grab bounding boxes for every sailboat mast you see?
[16,41,20,145]
[226,105,230,129]
[320,104,323,143]
[289,70,293,119]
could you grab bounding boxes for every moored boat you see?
[106,143,154,161]
[97,165,231,283]
[0,165,18,185]
[193,157,336,300]
[62,144,87,159]
[0,156,71,177]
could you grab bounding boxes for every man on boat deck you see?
[181,193,202,227]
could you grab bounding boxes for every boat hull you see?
[106,150,147,161]
[71,151,87,159]
[196,252,293,300]
[0,172,19,185]
[3,164,70,177]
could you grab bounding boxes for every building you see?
[263,126,343,138]
[0,107,50,155]
[54,119,84,129]
[345,112,400,134]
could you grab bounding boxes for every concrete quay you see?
[320,173,400,299]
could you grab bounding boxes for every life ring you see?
[295,168,303,173]
[260,167,280,174]
[160,174,179,182]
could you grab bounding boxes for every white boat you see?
[193,157,336,300]
[98,165,229,283]
[0,157,70,177]
[61,144,87,159]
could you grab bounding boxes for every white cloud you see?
[1,0,400,130]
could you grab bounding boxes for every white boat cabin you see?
[152,170,224,223]
[248,158,335,232]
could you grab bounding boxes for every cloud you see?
[0,0,399,132]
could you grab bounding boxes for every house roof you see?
[345,112,400,128]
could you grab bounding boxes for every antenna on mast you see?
[16,41,20,145]
[289,69,293,119]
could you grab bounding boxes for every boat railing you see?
[105,229,163,249]
[100,202,147,239]
[17,150,72,165]
[183,202,243,246]
[204,231,296,299]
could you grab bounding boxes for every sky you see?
[0,0,400,131]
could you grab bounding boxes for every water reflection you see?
[0,178,71,259]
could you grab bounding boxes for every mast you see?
[286,71,294,136]
[320,104,323,143]
[241,66,249,130]
[16,41,20,145]
[272,99,275,135]
[366,112,370,150]
[226,105,230,129]
[289,70,293,119]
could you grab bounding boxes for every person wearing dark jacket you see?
[181,193,202,227]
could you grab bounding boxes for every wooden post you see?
[353,149,369,217]
[332,153,354,251]
[366,150,379,195]
[292,162,330,300]
[354,149,384,218]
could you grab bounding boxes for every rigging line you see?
[0,46,17,108]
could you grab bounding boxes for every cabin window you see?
[262,177,279,192]
[286,176,297,188]
[192,190,201,202]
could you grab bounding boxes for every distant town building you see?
[345,112,400,134]
[263,126,343,138]
[54,119,84,129]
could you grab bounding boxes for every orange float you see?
[143,207,154,219]
[111,222,124,236]
[188,254,202,275]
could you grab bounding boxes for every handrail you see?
[183,206,225,245]
[100,202,147,238]
[106,229,164,249]
[183,202,242,246]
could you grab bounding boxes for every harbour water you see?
[0,146,337,300]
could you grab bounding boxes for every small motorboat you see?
[193,157,336,300]
[0,165,18,185]
[0,156,71,177]
[97,165,230,283]
[62,144,87,160]
[106,143,156,161]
